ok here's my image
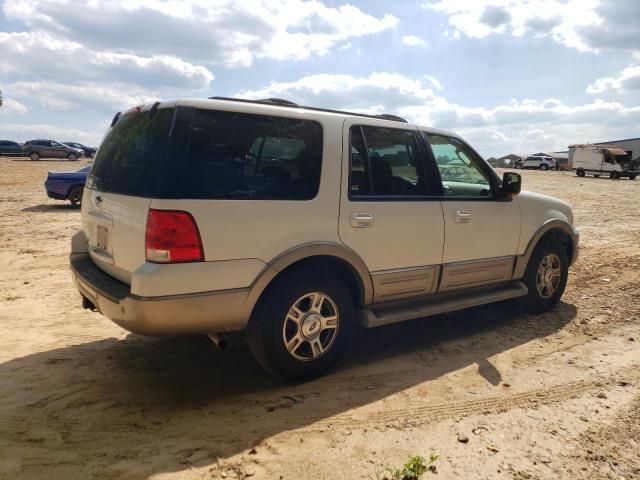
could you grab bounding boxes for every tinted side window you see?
[424,133,492,197]
[183,109,322,200]
[350,125,426,198]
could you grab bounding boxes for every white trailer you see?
[572,145,638,180]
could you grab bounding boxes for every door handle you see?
[454,209,472,223]
[350,212,374,228]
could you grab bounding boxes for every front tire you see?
[247,270,353,381]
[629,174,637,180]
[68,153,78,161]
[540,163,549,171]
[610,171,620,180]
[520,237,569,313]
[576,169,585,177]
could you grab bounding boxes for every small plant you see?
[381,453,439,480]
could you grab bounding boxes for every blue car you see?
[44,165,91,206]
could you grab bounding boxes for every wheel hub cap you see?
[301,314,322,339]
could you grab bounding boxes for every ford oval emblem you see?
[95,195,103,207]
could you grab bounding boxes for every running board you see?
[357,281,528,328]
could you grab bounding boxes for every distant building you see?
[569,137,640,163]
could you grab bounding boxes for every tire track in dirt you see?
[302,380,598,431]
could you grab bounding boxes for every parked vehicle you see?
[573,146,638,180]
[70,97,579,380]
[515,155,556,171]
[45,165,91,206]
[0,140,23,156]
[63,142,97,158]
[23,139,84,161]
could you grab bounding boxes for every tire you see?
[29,152,40,161]
[576,169,585,177]
[69,187,83,206]
[610,171,620,180]
[520,237,569,313]
[629,174,637,180]
[514,162,522,169]
[539,163,549,171]
[68,153,78,161]
[247,269,353,381]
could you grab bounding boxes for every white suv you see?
[516,155,557,171]
[70,97,579,380]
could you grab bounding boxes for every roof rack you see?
[208,96,408,123]
[374,114,407,123]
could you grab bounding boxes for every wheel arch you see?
[513,219,578,279]
[245,243,374,320]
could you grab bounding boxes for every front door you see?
[423,133,521,292]
[338,120,445,303]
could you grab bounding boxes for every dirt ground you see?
[0,157,639,480]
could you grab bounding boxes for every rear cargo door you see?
[83,106,174,284]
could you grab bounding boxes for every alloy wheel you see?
[282,292,339,361]
[536,253,562,299]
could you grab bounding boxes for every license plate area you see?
[96,225,109,251]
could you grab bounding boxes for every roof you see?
[165,97,463,139]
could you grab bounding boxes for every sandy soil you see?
[0,157,639,480]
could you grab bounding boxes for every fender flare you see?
[244,242,374,312]
[513,219,579,279]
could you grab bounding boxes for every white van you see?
[573,146,637,180]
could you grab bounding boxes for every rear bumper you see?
[70,253,251,335]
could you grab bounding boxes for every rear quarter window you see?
[181,109,323,200]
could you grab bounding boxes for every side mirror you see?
[501,172,522,195]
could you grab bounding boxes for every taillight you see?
[145,209,204,263]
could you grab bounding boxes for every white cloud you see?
[0,32,215,90]
[423,0,640,53]
[402,35,427,47]
[236,72,640,156]
[424,75,443,91]
[3,0,398,67]
[0,97,28,116]
[587,64,640,94]
[7,81,158,113]
[0,122,97,144]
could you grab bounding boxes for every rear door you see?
[338,120,444,303]
[423,133,521,292]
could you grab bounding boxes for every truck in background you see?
[572,145,638,180]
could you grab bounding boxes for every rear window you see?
[88,108,174,197]
[89,107,323,200]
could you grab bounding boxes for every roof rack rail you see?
[207,96,409,124]
[375,114,408,123]
[258,98,298,107]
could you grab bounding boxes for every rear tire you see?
[69,187,83,206]
[29,152,40,161]
[514,162,522,169]
[576,169,585,177]
[520,237,569,313]
[610,171,620,179]
[540,163,549,171]
[247,269,353,381]
[629,174,637,180]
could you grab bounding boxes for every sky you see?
[0,0,639,158]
